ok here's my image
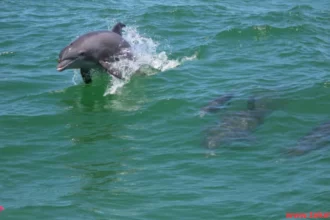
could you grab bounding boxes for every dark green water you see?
[1,1,330,219]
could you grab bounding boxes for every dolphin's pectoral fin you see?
[99,60,123,79]
[80,68,92,84]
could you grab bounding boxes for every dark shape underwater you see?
[199,93,234,117]
[286,120,330,156]
[202,97,274,149]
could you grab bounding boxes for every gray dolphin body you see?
[200,94,233,117]
[57,22,132,83]
[286,121,330,156]
[203,97,273,149]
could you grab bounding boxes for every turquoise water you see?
[1,0,330,219]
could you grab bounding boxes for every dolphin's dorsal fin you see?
[112,22,126,36]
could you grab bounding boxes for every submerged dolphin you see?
[203,97,273,149]
[57,22,132,83]
[286,121,330,156]
[199,93,233,117]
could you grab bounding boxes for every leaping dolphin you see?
[57,22,132,84]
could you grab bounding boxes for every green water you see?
[1,1,330,219]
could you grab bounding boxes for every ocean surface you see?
[1,0,330,219]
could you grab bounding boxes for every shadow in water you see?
[70,161,122,192]
[57,80,120,145]
[61,78,113,113]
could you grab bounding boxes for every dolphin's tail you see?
[112,22,126,36]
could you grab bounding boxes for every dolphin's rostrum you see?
[57,22,132,84]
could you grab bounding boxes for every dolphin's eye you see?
[79,52,85,56]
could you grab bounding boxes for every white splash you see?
[102,26,197,96]
[72,70,81,85]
